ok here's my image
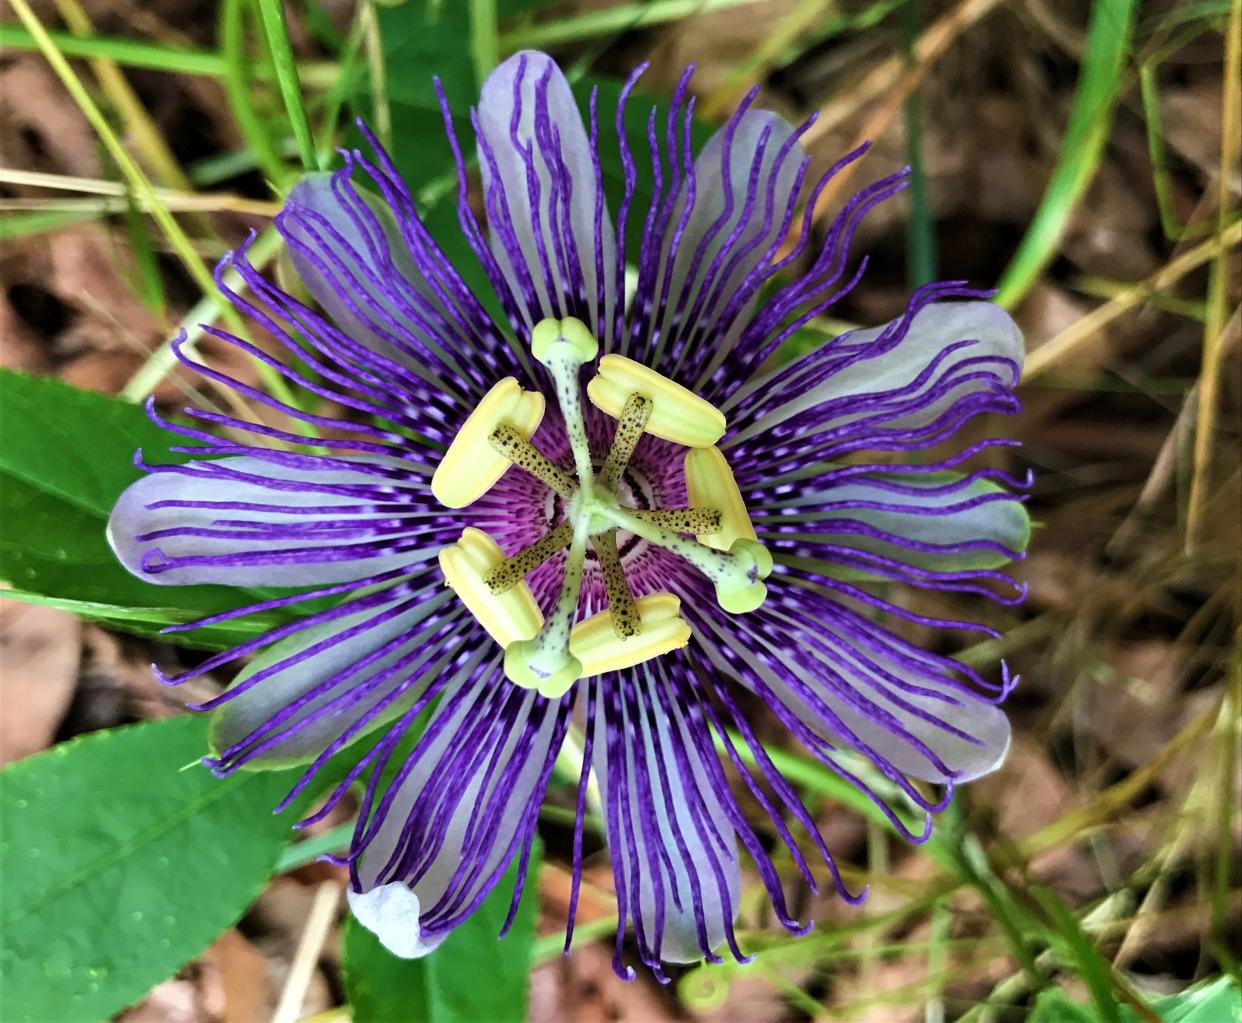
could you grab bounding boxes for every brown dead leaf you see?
[0,55,100,179]
[1161,87,1229,182]
[1081,640,1187,771]
[0,222,166,389]
[119,977,203,1023]
[973,735,1076,840]
[0,600,81,763]
[200,929,271,1023]
[828,953,930,1023]
[530,942,676,1023]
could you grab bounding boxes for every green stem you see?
[276,822,354,873]
[900,0,936,289]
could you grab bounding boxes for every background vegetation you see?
[0,0,1238,1020]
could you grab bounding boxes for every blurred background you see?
[0,0,1238,1020]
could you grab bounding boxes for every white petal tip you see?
[348,883,443,959]
[957,714,1013,783]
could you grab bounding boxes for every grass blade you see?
[6,0,249,345]
[221,0,291,188]
[995,0,1138,307]
[0,22,230,75]
[1029,885,1123,1023]
[255,0,319,172]
[470,0,499,84]
[0,22,338,86]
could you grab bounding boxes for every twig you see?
[271,881,342,1023]
[498,0,769,51]
[0,195,279,216]
[7,0,249,342]
[1023,220,1242,381]
[783,0,1004,249]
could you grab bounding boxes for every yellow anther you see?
[431,378,545,509]
[587,355,726,448]
[570,593,691,678]
[684,445,758,551]
[439,528,542,648]
[531,316,599,365]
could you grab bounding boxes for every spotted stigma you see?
[432,317,769,699]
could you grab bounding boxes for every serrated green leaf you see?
[0,717,304,1022]
[0,587,277,648]
[343,837,541,1023]
[0,370,181,518]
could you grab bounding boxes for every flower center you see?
[433,318,770,699]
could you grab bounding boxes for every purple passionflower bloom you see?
[107,51,1029,978]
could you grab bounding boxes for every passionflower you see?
[107,51,1029,978]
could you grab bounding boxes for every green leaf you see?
[1136,977,1241,1023]
[0,717,302,1022]
[0,586,277,648]
[427,837,541,1023]
[1030,989,1105,1023]
[0,370,175,518]
[349,1,477,197]
[577,75,714,257]
[0,369,292,649]
[343,916,432,1023]
[1030,976,1241,1023]
[343,837,542,1023]
[0,475,284,649]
